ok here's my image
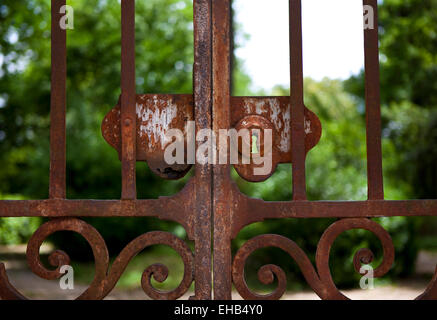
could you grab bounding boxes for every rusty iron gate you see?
[1,0,437,300]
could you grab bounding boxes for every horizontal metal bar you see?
[0,197,195,240]
[1,199,437,219]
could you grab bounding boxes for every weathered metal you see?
[364,0,384,200]
[289,0,307,201]
[212,0,233,300]
[120,0,137,200]
[102,94,195,179]
[101,95,322,181]
[0,0,436,300]
[191,0,213,300]
[49,0,67,200]
[232,218,397,300]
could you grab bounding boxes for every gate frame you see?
[1,0,437,300]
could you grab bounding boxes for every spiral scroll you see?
[0,218,109,299]
[0,218,194,300]
[2,217,436,300]
[232,218,399,300]
[101,231,194,300]
[232,234,327,300]
[315,218,395,299]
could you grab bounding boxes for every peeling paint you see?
[305,118,312,134]
[255,100,267,114]
[136,99,177,148]
[242,99,291,153]
[280,106,291,153]
[269,99,281,129]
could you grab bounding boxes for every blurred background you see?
[0,0,436,299]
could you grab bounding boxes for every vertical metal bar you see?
[121,0,137,200]
[49,0,67,199]
[212,0,233,300]
[192,0,212,300]
[363,0,384,200]
[290,0,307,200]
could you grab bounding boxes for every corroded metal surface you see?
[120,0,137,199]
[231,97,321,182]
[0,0,436,301]
[49,0,67,200]
[289,0,307,200]
[212,0,233,300]
[102,94,194,179]
[364,0,384,200]
[191,0,213,300]
[101,95,322,181]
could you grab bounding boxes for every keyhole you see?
[251,134,259,154]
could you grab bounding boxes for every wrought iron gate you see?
[1,0,437,300]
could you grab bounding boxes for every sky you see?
[234,0,366,90]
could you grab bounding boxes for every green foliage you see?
[0,194,40,244]
[0,217,40,245]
